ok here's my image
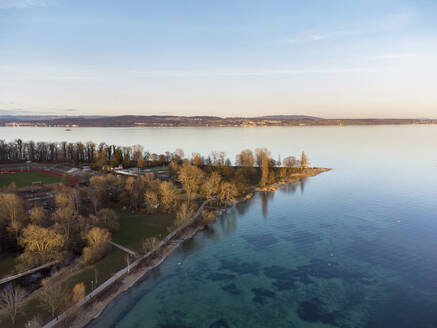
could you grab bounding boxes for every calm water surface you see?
[2,126,437,327]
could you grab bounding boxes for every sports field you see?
[0,171,62,188]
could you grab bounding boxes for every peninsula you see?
[0,141,328,327]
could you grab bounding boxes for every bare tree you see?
[0,283,26,325]
[191,152,204,166]
[144,190,159,214]
[0,193,26,243]
[142,237,158,254]
[300,151,309,170]
[29,207,48,226]
[218,182,238,204]
[39,283,68,318]
[174,202,194,227]
[178,162,204,204]
[88,189,101,215]
[72,283,86,303]
[260,156,270,187]
[157,181,179,213]
[255,148,271,167]
[235,149,255,167]
[86,227,111,248]
[210,151,226,166]
[18,224,64,268]
[96,208,119,232]
[283,156,298,169]
[201,171,221,200]
[132,144,144,167]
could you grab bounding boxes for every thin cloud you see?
[95,67,385,77]
[0,108,53,115]
[309,33,330,41]
[279,38,298,44]
[282,11,415,45]
[0,0,50,9]
[375,53,418,60]
[0,66,386,80]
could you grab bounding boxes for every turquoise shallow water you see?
[3,125,437,327]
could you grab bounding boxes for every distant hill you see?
[255,115,322,120]
[0,115,104,121]
[0,114,435,127]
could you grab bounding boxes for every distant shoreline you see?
[1,115,436,128]
[3,123,437,130]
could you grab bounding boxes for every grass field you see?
[0,254,16,278]
[113,211,175,252]
[61,212,175,299]
[0,171,61,188]
[63,248,126,294]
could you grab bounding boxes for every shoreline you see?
[53,168,330,328]
[1,123,437,131]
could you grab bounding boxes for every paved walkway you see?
[43,198,213,328]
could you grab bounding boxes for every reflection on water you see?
[279,181,300,194]
[260,192,274,219]
[300,178,307,193]
[235,198,253,216]
[55,125,437,328]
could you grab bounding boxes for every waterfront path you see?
[43,198,213,328]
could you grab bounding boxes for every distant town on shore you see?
[1,115,435,128]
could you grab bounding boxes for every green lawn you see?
[63,248,126,294]
[0,171,61,188]
[0,254,16,278]
[113,211,175,252]
[62,212,175,295]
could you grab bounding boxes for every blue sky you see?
[1,0,437,118]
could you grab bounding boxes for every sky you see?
[1,0,437,118]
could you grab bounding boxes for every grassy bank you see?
[113,212,175,253]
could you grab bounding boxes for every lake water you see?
[2,125,437,327]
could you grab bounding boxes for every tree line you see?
[0,140,308,171]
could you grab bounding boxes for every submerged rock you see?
[219,258,260,275]
[222,283,242,295]
[241,233,278,250]
[251,287,276,298]
[209,318,230,328]
[208,272,236,281]
[297,298,342,326]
